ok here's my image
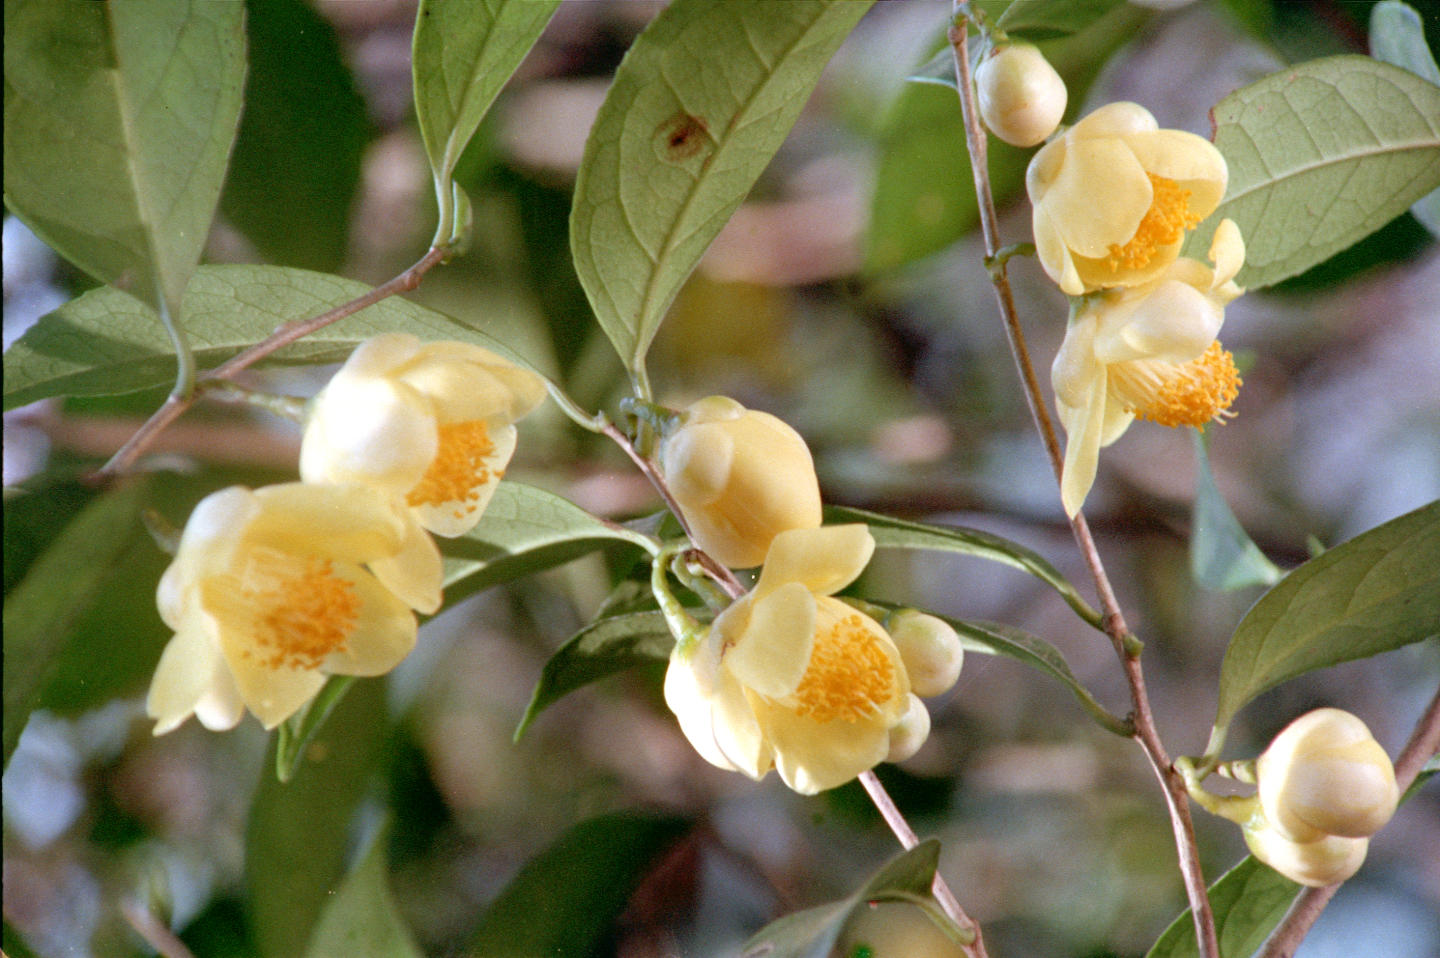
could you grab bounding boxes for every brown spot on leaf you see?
[657,112,711,162]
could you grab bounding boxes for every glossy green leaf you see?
[570,0,872,375]
[938,614,1129,736]
[3,0,245,317]
[1370,0,1440,238]
[514,611,675,741]
[246,678,388,958]
[1145,856,1299,958]
[3,264,543,410]
[1189,429,1283,592]
[1215,500,1440,728]
[467,811,690,958]
[220,0,370,273]
[1185,56,1440,289]
[741,841,957,958]
[826,505,1101,627]
[995,0,1125,41]
[2,481,146,768]
[413,0,560,242]
[442,481,655,601]
[303,823,423,958]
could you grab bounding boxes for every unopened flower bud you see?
[887,610,964,698]
[1243,821,1369,888]
[887,694,932,763]
[975,43,1067,148]
[658,396,822,568]
[1257,709,1398,842]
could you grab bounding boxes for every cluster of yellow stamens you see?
[243,550,361,671]
[406,420,496,518]
[792,614,894,723]
[1111,341,1242,428]
[1106,174,1202,271]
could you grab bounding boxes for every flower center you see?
[241,548,361,671]
[792,614,894,723]
[1109,341,1242,428]
[405,420,496,518]
[1106,174,1201,272]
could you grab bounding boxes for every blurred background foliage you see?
[3,1,1438,956]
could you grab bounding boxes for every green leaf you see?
[220,0,370,273]
[1185,55,1440,289]
[826,505,1101,627]
[514,611,675,741]
[3,0,245,317]
[1189,429,1283,592]
[441,481,655,599]
[2,481,147,769]
[413,0,560,243]
[995,0,1126,41]
[741,841,955,958]
[246,678,389,958]
[467,811,690,958]
[1145,856,1300,958]
[3,264,545,410]
[938,614,1130,736]
[570,0,872,376]
[303,823,423,958]
[1370,0,1440,238]
[1215,500,1440,729]
[275,676,358,784]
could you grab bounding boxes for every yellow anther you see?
[405,420,497,517]
[1106,174,1202,272]
[1111,341,1241,428]
[792,615,894,723]
[243,550,361,671]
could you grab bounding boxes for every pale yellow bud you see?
[1243,820,1369,888]
[1257,709,1398,842]
[658,396,822,568]
[975,43,1067,148]
[887,610,964,698]
[886,694,932,763]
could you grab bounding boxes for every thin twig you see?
[1258,682,1440,958]
[947,12,1219,957]
[97,246,449,478]
[860,770,989,958]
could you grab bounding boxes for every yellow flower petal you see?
[725,582,816,698]
[753,525,874,598]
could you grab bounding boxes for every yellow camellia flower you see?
[146,483,443,734]
[663,525,920,794]
[1257,708,1398,842]
[1052,219,1246,516]
[300,333,547,537]
[657,395,822,568]
[1027,101,1227,295]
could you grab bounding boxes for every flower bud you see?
[886,694,932,763]
[887,610,964,698]
[658,396,822,568]
[1257,709,1398,842]
[975,43,1067,148]
[1243,821,1368,888]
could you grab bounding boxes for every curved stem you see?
[1257,681,1440,958]
[157,294,197,403]
[97,246,449,478]
[860,770,989,958]
[947,12,1218,957]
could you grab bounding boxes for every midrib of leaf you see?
[629,7,832,370]
[1222,129,1440,207]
